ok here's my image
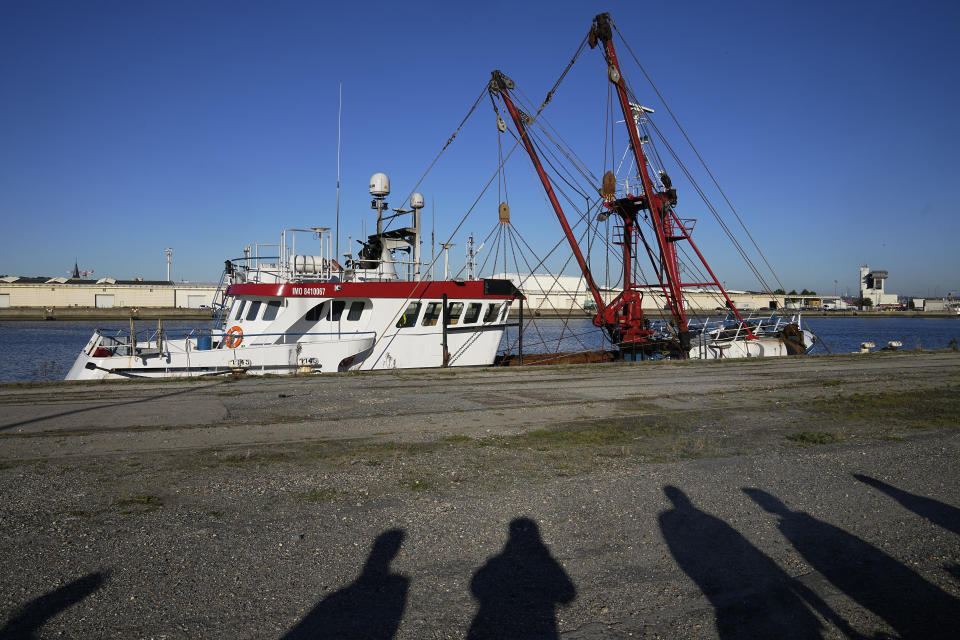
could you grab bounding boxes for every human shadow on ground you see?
[659,486,855,639]
[0,381,224,432]
[744,487,960,639]
[281,528,408,640]
[853,473,960,536]
[466,517,576,640]
[0,570,107,640]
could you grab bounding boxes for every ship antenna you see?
[335,82,342,261]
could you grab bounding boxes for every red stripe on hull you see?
[226,280,514,299]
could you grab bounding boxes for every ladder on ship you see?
[210,265,231,328]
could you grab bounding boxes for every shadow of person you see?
[282,529,408,640]
[659,486,852,639]
[0,570,107,640]
[853,473,960,536]
[744,487,960,639]
[467,518,576,640]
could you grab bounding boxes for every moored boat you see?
[65,176,521,380]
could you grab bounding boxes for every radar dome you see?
[369,173,390,196]
[410,193,424,209]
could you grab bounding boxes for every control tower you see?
[859,265,898,306]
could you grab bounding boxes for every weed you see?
[442,434,472,444]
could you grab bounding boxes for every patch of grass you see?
[788,430,839,446]
[813,385,960,431]
[820,379,843,387]
[116,494,161,505]
[505,418,679,449]
[621,396,662,411]
[442,434,472,444]
[401,478,433,492]
[219,450,294,466]
[298,488,341,502]
[114,494,163,513]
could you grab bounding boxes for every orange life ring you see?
[225,326,243,348]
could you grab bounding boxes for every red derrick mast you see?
[490,12,754,357]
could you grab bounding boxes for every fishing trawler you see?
[65,174,520,380]
[484,12,814,360]
[65,12,814,379]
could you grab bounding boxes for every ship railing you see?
[225,256,347,285]
[87,328,376,358]
[209,330,377,348]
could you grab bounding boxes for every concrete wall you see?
[0,283,218,308]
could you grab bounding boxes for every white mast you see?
[466,233,475,280]
[440,242,455,280]
[335,82,342,260]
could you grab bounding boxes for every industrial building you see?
[860,264,899,307]
[493,273,779,313]
[0,276,218,309]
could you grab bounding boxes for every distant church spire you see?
[72,259,80,279]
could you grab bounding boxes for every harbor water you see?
[0,316,957,383]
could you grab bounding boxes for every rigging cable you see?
[611,19,787,296]
[382,85,489,234]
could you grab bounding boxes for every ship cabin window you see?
[347,301,365,321]
[330,300,346,321]
[463,303,482,324]
[234,300,246,321]
[305,302,328,322]
[445,302,464,325]
[498,302,510,321]
[245,301,262,321]
[262,300,281,321]
[421,302,442,326]
[483,303,501,323]
[396,302,421,328]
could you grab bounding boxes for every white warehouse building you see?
[0,276,218,309]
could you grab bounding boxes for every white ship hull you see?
[65,284,516,381]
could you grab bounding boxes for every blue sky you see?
[1,0,958,297]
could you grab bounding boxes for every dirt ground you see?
[1,351,959,638]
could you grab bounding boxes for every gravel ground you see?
[1,351,959,638]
